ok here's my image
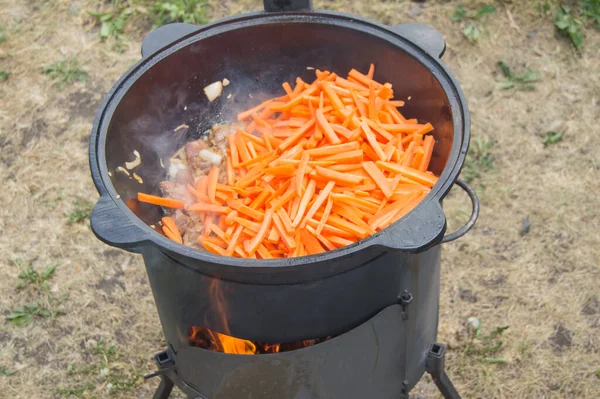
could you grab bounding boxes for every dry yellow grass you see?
[0,0,599,398]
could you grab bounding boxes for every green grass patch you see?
[41,59,87,90]
[542,131,564,146]
[60,339,142,397]
[87,0,209,49]
[463,137,495,184]
[464,317,510,363]
[6,294,68,327]
[450,3,497,43]
[497,61,540,91]
[66,199,94,225]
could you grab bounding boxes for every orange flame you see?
[191,280,328,354]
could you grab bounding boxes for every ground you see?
[0,0,599,398]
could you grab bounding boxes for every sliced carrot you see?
[227,199,265,221]
[362,161,393,198]
[321,82,344,113]
[366,63,375,79]
[138,193,184,209]
[161,216,183,243]
[320,150,364,164]
[325,235,355,248]
[314,166,364,185]
[207,166,219,204]
[359,120,387,161]
[201,241,228,255]
[278,118,316,151]
[315,109,341,145]
[237,100,273,121]
[272,212,297,250]
[246,209,273,255]
[188,203,230,214]
[419,135,435,172]
[292,179,317,227]
[300,180,335,228]
[300,229,326,255]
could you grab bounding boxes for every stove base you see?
[146,343,461,399]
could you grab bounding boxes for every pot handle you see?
[90,195,150,252]
[390,23,446,58]
[141,23,199,58]
[441,179,479,243]
[264,0,313,12]
[378,200,447,252]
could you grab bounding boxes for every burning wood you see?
[188,326,329,355]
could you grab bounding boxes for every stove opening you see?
[188,326,330,355]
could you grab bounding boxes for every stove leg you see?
[425,343,461,399]
[153,376,174,399]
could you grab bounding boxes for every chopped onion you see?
[133,172,143,184]
[199,149,223,165]
[174,124,189,132]
[168,161,187,179]
[116,166,130,177]
[204,81,223,102]
[222,78,230,87]
[125,150,141,170]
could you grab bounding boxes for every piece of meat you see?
[175,168,194,186]
[185,140,211,171]
[159,181,194,205]
[211,123,244,150]
[171,209,204,245]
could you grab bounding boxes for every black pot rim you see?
[89,9,470,272]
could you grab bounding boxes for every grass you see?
[462,137,495,184]
[555,5,585,50]
[88,0,208,47]
[464,317,510,363]
[6,260,67,327]
[66,199,94,225]
[41,59,87,90]
[16,262,57,291]
[60,339,142,397]
[6,294,68,326]
[148,0,208,27]
[542,131,564,146]
[0,71,8,82]
[0,366,16,377]
[450,3,497,42]
[553,0,600,50]
[497,61,540,91]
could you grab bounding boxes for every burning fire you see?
[189,326,325,355]
[189,280,329,355]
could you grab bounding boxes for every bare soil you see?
[1,0,599,398]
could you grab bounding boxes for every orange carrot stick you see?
[419,135,435,172]
[315,109,341,145]
[247,209,273,255]
[138,193,184,209]
[188,203,230,214]
[207,166,219,204]
[314,166,364,185]
[362,161,393,198]
[292,179,317,227]
[161,216,183,243]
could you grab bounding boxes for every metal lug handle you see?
[264,0,313,12]
[141,23,199,58]
[90,195,150,252]
[441,178,479,243]
[390,23,446,58]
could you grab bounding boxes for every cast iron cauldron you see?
[89,0,478,351]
